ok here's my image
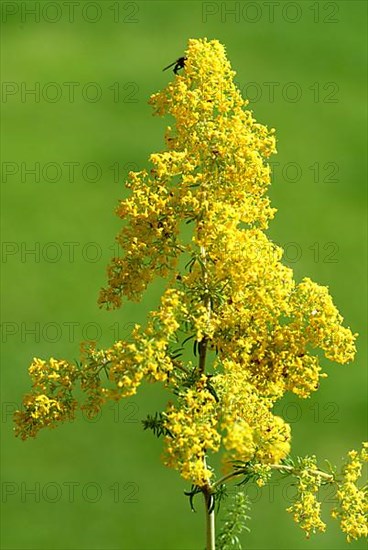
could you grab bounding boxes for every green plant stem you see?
[198,244,211,375]
[198,244,215,549]
[203,486,215,550]
[172,359,190,375]
[198,337,208,373]
[271,463,334,482]
[212,463,334,490]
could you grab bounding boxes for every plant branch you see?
[198,337,208,374]
[203,486,215,550]
[212,469,245,490]
[197,244,215,548]
[198,245,211,375]
[270,463,334,482]
[172,359,190,375]
[212,463,335,490]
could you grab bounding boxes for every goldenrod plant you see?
[15,39,367,549]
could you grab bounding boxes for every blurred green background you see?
[1,1,367,549]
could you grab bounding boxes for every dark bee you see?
[163,56,187,75]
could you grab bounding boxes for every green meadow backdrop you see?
[1,1,367,549]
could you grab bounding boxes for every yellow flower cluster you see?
[286,456,327,537]
[214,363,290,466]
[15,289,188,434]
[98,169,188,308]
[100,289,186,400]
[163,376,221,486]
[332,443,368,541]
[14,358,78,439]
[97,37,356,418]
[14,38,364,543]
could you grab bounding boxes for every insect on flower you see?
[163,56,187,75]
